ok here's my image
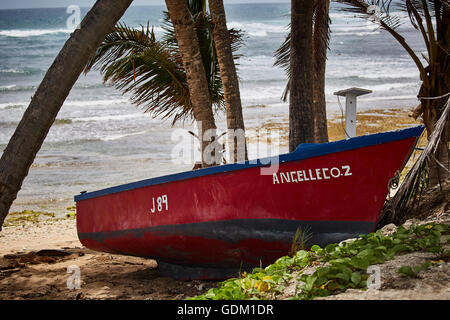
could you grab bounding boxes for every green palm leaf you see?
[85,3,244,126]
[85,23,191,125]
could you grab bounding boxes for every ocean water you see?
[0,3,425,212]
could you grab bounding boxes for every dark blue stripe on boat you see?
[74,125,424,202]
[78,218,375,249]
[78,218,376,279]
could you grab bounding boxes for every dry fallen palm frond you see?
[378,97,450,227]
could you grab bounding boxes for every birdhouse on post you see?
[333,87,372,139]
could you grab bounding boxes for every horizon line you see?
[0,1,290,11]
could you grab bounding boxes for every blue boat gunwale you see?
[74,125,424,202]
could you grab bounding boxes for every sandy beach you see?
[0,217,218,300]
[1,199,448,300]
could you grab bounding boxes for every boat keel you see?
[157,260,253,281]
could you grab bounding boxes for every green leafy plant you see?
[397,261,432,278]
[190,222,449,300]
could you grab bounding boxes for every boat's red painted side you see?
[76,133,418,272]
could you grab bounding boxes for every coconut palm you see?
[0,0,134,230]
[288,0,316,151]
[313,0,331,143]
[209,0,248,162]
[86,0,244,166]
[165,0,218,167]
[274,0,331,146]
[85,5,243,127]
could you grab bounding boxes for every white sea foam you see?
[72,113,145,123]
[359,95,418,102]
[332,25,374,32]
[101,130,148,141]
[227,21,287,37]
[0,29,72,37]
[0,84,37,92]
[0,85,17,91]
[0,101,27,109]
[355,82,419,92]
[334,31,381,36]
[357,72,419,80]
[0,68,25,74]
[63,99,130,108]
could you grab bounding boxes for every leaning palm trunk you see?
[208,0,248,162]
[165,0,220,167]
[378,98,450,227]
[0,0,134,230]
[289,0,316,151]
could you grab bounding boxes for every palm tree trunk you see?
[0,0,134,230]
[208,0,247,163]
[313,0,330,143]
[165,0,219,167]
[289,0,315,152]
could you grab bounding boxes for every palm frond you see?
[335,0,402,30]
[85,23,191,125]
[85,22,155,73]
[273,25,291,102]
[84,5,244,126]
[336,0,429,87]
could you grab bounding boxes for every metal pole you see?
[333,88,372,139]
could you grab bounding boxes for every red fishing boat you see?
[75,126,423,280]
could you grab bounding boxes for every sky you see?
[0,0,288,10]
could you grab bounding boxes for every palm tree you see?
[312,0,331,143]
[289,0,316,151]
[165,0,219,166]
[274,0,331,146]
[336,0,449,187]
[208,0,248,162]
[86,0,244,164]
[0,0,134,230]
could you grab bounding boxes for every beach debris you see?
[196,283,205,291]
[75,292,84,300]
[0,267,20,278]
[379,98,450,226]
[380,223,397,236]
[3,249,74,265]
[3,210,56,227]
[36,249,71,257]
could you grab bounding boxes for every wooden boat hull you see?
[75,126,423,279]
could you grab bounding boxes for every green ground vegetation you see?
[190,222,449,300]
[4,205,77,227]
